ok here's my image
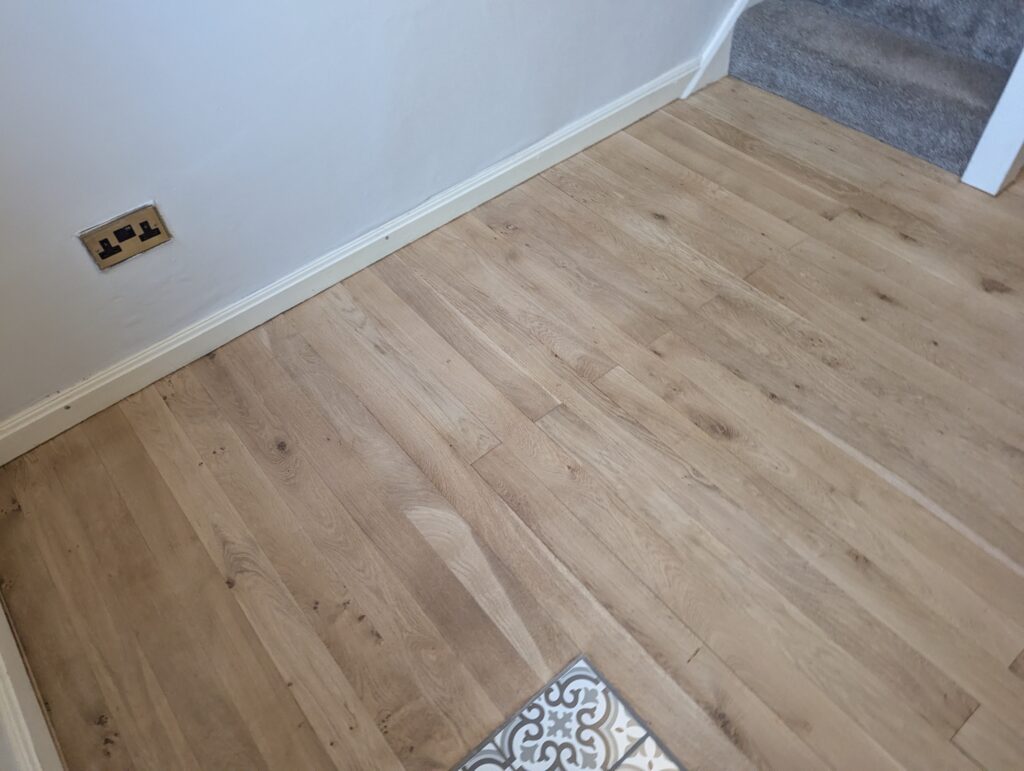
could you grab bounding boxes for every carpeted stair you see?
[729,0,1024,174]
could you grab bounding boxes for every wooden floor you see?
[3,78,1024,770]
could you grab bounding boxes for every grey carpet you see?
[729,0,1021,174]
[813,0,1024,70]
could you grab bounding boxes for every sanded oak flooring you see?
[2,78,1024,770]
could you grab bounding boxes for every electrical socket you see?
[79,203,171,270]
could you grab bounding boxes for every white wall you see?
[0,1,728,424]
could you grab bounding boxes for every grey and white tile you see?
[457,656,682,771]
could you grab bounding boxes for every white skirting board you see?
[962,51,1024,195]
[683,0,754,98]
[0,57,698,469]
[1,603,62,771]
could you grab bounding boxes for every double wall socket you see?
[79,203,171,270]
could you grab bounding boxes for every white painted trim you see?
[962,51,1024,195]
[0,57,699,468]
[682,0,752,97]
[0,604,63,771]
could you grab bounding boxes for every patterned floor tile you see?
[457,656,683,771]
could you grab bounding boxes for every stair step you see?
[815,0,1024,71]
[729,0,1011,174]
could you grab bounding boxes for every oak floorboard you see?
[123,383,419,767]
[628,107,1024,366]
[2,77,1020,769]
[278,301,756,769]
[463,201,1024,674]
[470,194,1024,667]
[86,407,338,770]
[673,89,1024,315]
[0,465,139,771]
[686,80,1024,265]
[953,706,1024,771]
[31,426,269,770]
